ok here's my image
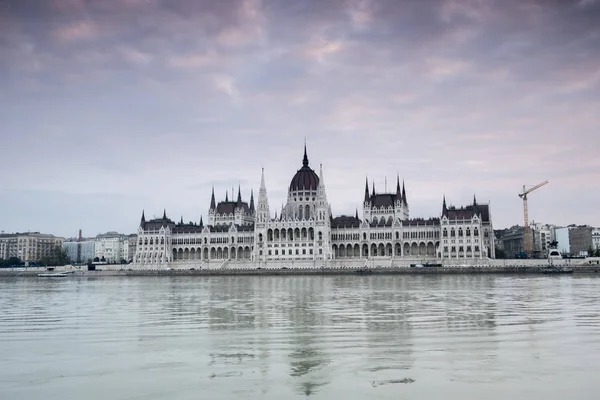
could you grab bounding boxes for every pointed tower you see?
[254,168,271,262]
[256,168,270,225]
[210,187,216,210]
[442,195,447,216]
[249,189,255,214]
[396,175,401,199]
[180,216,184,224]
[162,209,167,220]
[355,209,359,220]
[401,180,409,219]
[372,181,375,196]
[303,142,309,167]
[140,210,146,229]
[315,163,329,221]
[225,191,229,202]
[364,177,370,202]
[473,194,478,207]
[237,185,242,204]
[199,215,203,228]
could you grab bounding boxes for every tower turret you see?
[364,177,370,202]
[210,187,216,210]
[256,168,270,224]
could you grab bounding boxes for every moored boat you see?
[37,273,68,278]
[542,266,573,274]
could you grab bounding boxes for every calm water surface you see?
[1,275,600,399]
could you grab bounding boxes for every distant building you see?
[569,226,594,256]
[553,227,571,255]
[593,228,600,251]
[95,232,129,263]
[531,222,552,258]
[126,234,137,262]
[62,240,96,264]
[0,232,64,263]
[502,226,525,258]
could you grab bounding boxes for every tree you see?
[0,257,22,268]
[40,246,71,266]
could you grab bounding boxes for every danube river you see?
[1,275,599,399]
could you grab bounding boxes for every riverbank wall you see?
[2,264,600,277]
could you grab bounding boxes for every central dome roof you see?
[289,146,319,191]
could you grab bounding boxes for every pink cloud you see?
[54,20,97,41]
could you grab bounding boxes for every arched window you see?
[443,229,448,238]
[305,205,310,219]
[474,228,479,237]
[458,229,463,237]
[395,231,399,240]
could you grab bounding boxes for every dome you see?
[289,146,320,191]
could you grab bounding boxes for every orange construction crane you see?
[518,181,548,257]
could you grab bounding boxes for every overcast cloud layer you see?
[1,0,599,238]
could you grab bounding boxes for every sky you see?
[1,0,599,238]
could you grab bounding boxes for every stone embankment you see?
[2,264,600,277]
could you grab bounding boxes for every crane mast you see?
[518,180,548,257]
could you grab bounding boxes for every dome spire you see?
[302,142,309,167]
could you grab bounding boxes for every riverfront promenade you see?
[2,258,599,277]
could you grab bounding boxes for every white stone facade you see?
[593,228,600,250]
[94,232,129,263]
[133,147,495,268]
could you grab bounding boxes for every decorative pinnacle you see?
[302,143,309,167]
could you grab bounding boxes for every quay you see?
[2,258,599,277]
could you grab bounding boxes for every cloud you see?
[1,0,600,236]
[53,20,97,41]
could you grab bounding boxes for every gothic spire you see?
[364,177,370,202]
[442,195,447,215]
[140,210,146,227]
[260,168,266,189]
[396,174,401,196]
[162,209,166,220]
[225,190,228,202]
[249,189,255,212]
[402,180,407,206]
[319,163,324,184]
[210,187,216,210]
[473,194,478,207]
[199,215,203,227]
[372,181,375,197]
[237,185,242,204]
[355,208,359,219]
[180,216,183,224]
[302,143,309,167]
